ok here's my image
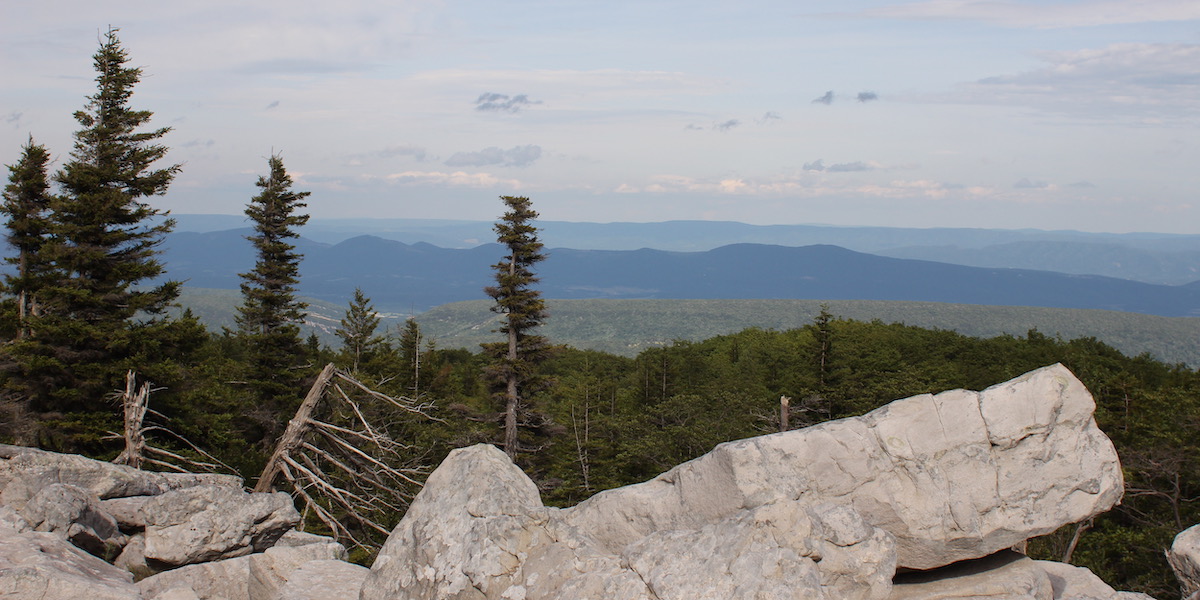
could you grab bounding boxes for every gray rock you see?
[272,529,338,548]
[276,560,369,600]
[20,482,126,556]
[248,541,348,600]
[622,501,895,600]
[563,363,1122,570]
[0,529,139,600]
[0,444,242,510]
[114,532,156,580]
[148,587,204,600]
[889,550,1054,599]
[1170,525,1200,600]
[1036,560,1129,599]
[138,553,252,600]
[140,485,300,567]
[360,444,897,600]
[0,504,30,534]
[101,495,155,528]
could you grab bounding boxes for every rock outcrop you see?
[0,365,1157,600]
[563,363,1123,570]
[360,363,1138,600]
[1170,524,1200,600]
[360,443,897,600]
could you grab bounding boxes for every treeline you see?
[2,29,1197,597]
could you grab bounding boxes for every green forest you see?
[3,28,1200,599]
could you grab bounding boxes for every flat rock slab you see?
[563,363,1123,570]
[0,445,240,508]
[889,551,1053,599]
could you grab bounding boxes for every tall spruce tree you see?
[0,137,53,340]
[1,29,187,411]
[237,153,311,426]
[483,195,549,460]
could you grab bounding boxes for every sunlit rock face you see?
[563,363,1123,570]
[361,364,1125,600]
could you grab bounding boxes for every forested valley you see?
[3,28,1200,598]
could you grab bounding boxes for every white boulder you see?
[563,363,1123,569]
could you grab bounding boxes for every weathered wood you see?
[780,395,791,433]
[255,362,337,492]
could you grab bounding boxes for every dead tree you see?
[109,371,232,473]
[255,363,440,552]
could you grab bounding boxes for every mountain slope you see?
[158,233,1200,317]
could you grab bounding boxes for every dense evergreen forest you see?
[3,28,1199,598]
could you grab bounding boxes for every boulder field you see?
[0,364,1172,599]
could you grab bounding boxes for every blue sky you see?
[3,1,1200,232]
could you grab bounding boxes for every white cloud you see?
[384,170,523,189]
[945,43,1200,119]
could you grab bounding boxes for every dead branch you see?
[108,370,235,475]
[255,362,440,553]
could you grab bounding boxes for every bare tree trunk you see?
[1062,518,1093,564]
[117,371,148,469]
[256,363,336,492]
[779,396,791,433]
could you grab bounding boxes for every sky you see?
[3,1,1200,233]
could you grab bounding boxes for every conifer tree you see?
[483,195,549,460]
[398,317,430,395]
[1,29,189,411]
[0,137,53,340]
[237,153,311,424]
[335,287,382,373]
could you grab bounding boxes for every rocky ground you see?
[2,363,1196,599]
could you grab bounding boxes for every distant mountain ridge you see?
[169,214,1200,285]
[158,230,1200,318]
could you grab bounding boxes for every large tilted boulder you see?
[362,364,1127,600]
[563,363,1123,570]
[360,443,898,600]
[139,485,301,567]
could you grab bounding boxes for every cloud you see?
[444,144,542,168]
[758,111,783,124]
[714,119,740,131]
[861,0,1200,29]
[475,92,542,113]
[4,111,22,125]
[1068,181,1097,188]
[857,91,879,102]
[378,145,427,161]
[684,123,704,130]
[827,161,872,172]
[812,91,834,105]
[803,159,876,172]
[385,170,522,189]
[265,100,280,110]
[955,43,1200,118]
